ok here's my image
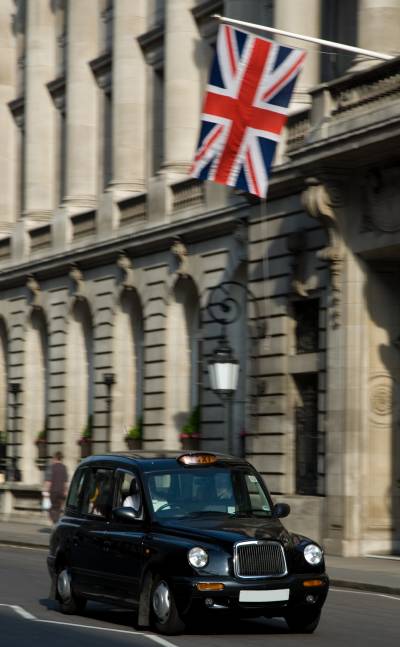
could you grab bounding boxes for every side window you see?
[82,468,114,518]
[66,468,87,512]
[244,473,271,513]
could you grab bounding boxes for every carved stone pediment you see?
[363,167,400,233]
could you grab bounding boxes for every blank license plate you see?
[239,589,290,603]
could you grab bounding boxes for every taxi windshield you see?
[146,467,272,519]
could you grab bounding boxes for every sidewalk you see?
[0,517,400,596]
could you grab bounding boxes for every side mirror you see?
[273,502,290,519]
[112,506,142,523]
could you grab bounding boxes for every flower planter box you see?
[79,440,92,458]
[125,438,142,450]
[36,441,47,460]
[180,435,200,451]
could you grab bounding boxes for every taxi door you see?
[103,468,147,604]
[70,466,115,598]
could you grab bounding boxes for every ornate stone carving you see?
[171,237,189,277]
[302,178,344,327]
[26,275,41,309]
[362,167,400,233]
[369,373,393,425]
[116,252,134,290]
[69,264,85,300]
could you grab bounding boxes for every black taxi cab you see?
[47,452,329,635]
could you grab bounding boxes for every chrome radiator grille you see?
[234,541,287,578]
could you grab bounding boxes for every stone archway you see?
[165,277,200,449]
[113,290,144,450]
[65,300,93,468]
[24,309,48,483]
[0,318,8,441]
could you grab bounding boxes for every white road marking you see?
[0,603,179,647]
[331,587,400,601]
[0,604,36,620]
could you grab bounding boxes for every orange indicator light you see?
[196,583,225,591]
[303,580,324,587]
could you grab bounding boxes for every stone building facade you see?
[0,0,400,556]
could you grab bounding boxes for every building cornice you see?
[0,204,246,289]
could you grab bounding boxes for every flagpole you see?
[212,14,394,62]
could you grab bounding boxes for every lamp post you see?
[207,281,265,456]
[8,383,21,482]
[208,333,239,454]
[103,373,115,451]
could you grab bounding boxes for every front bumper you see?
[172,573,329,618]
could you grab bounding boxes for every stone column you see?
[111,0,146,195]
[358,0,400,58]
[275,0,321,110]
[0,0,17,230]
[24,0,56,220]
[163,0,203,178]
[302,179,368,556]
[64,0,99,212]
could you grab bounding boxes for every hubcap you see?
[152,580,171,623]
[57,569,71,602]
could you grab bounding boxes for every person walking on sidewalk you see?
[43,452,68,524]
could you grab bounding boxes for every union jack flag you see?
[190,25,306,198]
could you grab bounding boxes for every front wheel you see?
[56,568,87,615]
[285,609,321,633]
[150,576,185,635]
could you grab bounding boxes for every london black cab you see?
[47,452,329,635]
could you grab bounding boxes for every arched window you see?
[24,309,48,481]
[113,291,144,449]
[66,300,93,465]
[165,278,200,448]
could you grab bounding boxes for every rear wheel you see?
[150,576,185,635]
[56,568,87,615]
[285,609,321,633]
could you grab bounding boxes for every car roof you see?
[78,451,251,473]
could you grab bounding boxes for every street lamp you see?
[8,382,21,482]
[103,373,115,450]
[207,281,265,457]
[208,333,239,455]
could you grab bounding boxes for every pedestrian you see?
[43,451,68,524]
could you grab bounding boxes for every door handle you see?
[103,541,111,552]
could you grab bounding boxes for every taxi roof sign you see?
[178,453,217,466]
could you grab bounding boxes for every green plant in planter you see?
[124,417,143,447]
[180,406,201,440]
[78,414,93,446]
[35,417,48,446]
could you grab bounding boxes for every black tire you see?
[150,575,185,635]
[56,567,87,615]
[285,609,321,633]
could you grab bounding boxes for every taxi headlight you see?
[304,544,323,565]
[188,546,208,568]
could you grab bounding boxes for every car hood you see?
[158,515,293,547]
